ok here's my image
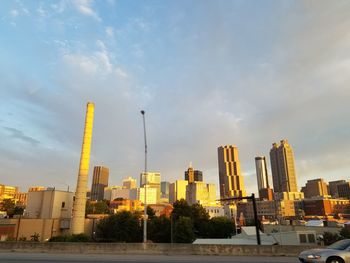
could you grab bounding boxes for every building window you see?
[61,202,65,208]
[308,234,315,243]
[299,234,307,243]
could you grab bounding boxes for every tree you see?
[86,200,110,215]
[148,215,171,243]
[208,217,234,238]
[174,216,195,243]
[1,199,15,217]
[96,211,142,242]
[190,203,210,238]
[147,206,156,220]
[172,199,192,220]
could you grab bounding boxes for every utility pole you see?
[141,110,148,243]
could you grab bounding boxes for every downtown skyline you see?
[1,1,350,195]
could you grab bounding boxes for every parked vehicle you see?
[299,239,350,263]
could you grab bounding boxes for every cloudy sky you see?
[1,0,349,195]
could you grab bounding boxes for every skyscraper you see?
[123,176,137,189]
[184,163,203,183]
[140,172,161,203]
[71,102,94,234]
[218,145,246,199]
[91,166,109,201]
[255,156,269,190]
[269,139,298,193]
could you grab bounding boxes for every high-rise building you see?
[140,172,161,203]
[90,166,109,201]
[255,156,269,190]
[218,145,246,199]
[160,181,170,199]
[329,180,346,198]
[270,139,298,193]
[337,182,350,199]
[186,182,216,205]
[169,180,188,204]
[301,178,329,198]
[122,177,137,189]
[184,164,203,183]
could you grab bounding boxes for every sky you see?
[0,0,350,196]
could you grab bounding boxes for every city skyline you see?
[1,1,350,195]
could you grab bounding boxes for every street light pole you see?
[141,110,148,243]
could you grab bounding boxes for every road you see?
[0,253,299,263]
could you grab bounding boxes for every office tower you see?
[329,180,346,198]
[301,178,329,198]
[140,172,161,203]
[71,102,94,234]
[337,182,350,199]
[270,139,298,193]
[255,156,269,190]
[90,166,109,201]
[186,182,216,205]
[218,145,246,199]
[184,164,203,183]
[160,181,170,199]
[123,176,137,189]
[169,180,188,203]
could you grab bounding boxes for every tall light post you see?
[141,110,148,243]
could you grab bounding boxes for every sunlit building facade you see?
[218,145,246,199]
[270,139,298,193]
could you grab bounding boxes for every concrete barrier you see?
[0,242,316,257]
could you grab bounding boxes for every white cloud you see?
[73,0,101,21]
[105,26,114,37]
[10,9,19,17]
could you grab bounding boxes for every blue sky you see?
[1,0,350,195]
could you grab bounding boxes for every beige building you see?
[301,178,329,198]
[218,145,246,199]
[25,188,73,219]
[91,166,109,201]
[186,182,216,205]
[130,187,158,205]
[275,191,304,201]
[122,177,137,189]
[270,139,298,193]
[169,180,188,204]
[104,186,131,201]
[140,172,161,203]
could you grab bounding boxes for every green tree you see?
[96,211,142,242]
[172,199,192,220]
[148,215,171,243]
[1,199,15,217]
[190,203,210,237]
[174,216,195,243]
[14,206,24,216]
[208,217,234,238]
[147,206,156,220]
[86,200,110,215]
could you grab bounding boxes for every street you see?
[0,253,299,263]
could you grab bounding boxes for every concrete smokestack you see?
[71,102,94,234]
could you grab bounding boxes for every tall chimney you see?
[71,102,94,234]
